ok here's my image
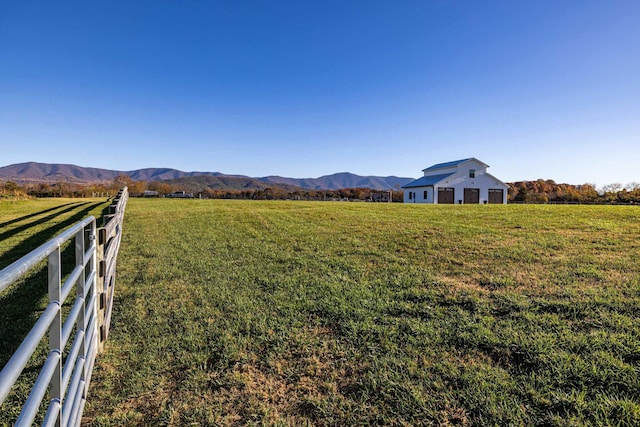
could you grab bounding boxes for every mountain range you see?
[0,162,414,191]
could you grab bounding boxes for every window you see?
[469,169,476,178]
[423,190,427,199]
[408,192,412,200]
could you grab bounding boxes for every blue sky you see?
[1,1,639,186]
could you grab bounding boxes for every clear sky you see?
[1,1,639,186]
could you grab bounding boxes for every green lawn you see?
[2,199,640,426]
[79,199,640,426]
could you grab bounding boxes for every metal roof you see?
[422,158,474,171]
[401,173,455,188]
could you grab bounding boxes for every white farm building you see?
[402,158,509,204]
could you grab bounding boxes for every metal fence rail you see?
[98,187,128,349]
[0,187,128,426]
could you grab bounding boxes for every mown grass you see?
[79,200,640,426]
[0,198,110,425]
[3,199,640,425]
[78,200,640,426]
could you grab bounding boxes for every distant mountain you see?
[0,162,122,183]
[127,169,248,181]
[260,172,412,190]
[0,162,247,184]
[0,162,414,190]
[165,175,302,192]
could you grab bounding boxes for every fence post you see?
[96,187,128,353]
[76,224,87,410]
[48,247,62,427]
[96,225,106,354]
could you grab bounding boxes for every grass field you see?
[2,199,640,426]
[77,199,639,426]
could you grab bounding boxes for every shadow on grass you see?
[0,201,105,370]
[0,202,77,229]
[0,203,91,264]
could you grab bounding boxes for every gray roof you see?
[422,157,488,172]
[401,173,454,188]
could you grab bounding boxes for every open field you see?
[2,199,640,425]
[78,199,640,426]
[0,198,110,424]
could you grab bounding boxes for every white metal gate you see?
[0,187,128,426]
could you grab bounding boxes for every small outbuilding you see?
[402,158,508,204]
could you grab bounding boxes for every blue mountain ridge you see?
[0,162,414,191]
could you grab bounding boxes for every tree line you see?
[508,180,640,204]
[2,176,639,204]
[0,176,403,202]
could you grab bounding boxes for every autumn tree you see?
[147,181,174,195]
[112,174,133,190]
[128,180,147,196]
[1,181,21,194]
[577,184,598,202]
[600,183,622,202]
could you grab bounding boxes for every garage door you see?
[488,189,504,204]
[437,187,455,204]
[464,188,480,204]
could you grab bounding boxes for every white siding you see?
[403,187,433,203]
[434,173,508,204]
[404,158,509,204]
